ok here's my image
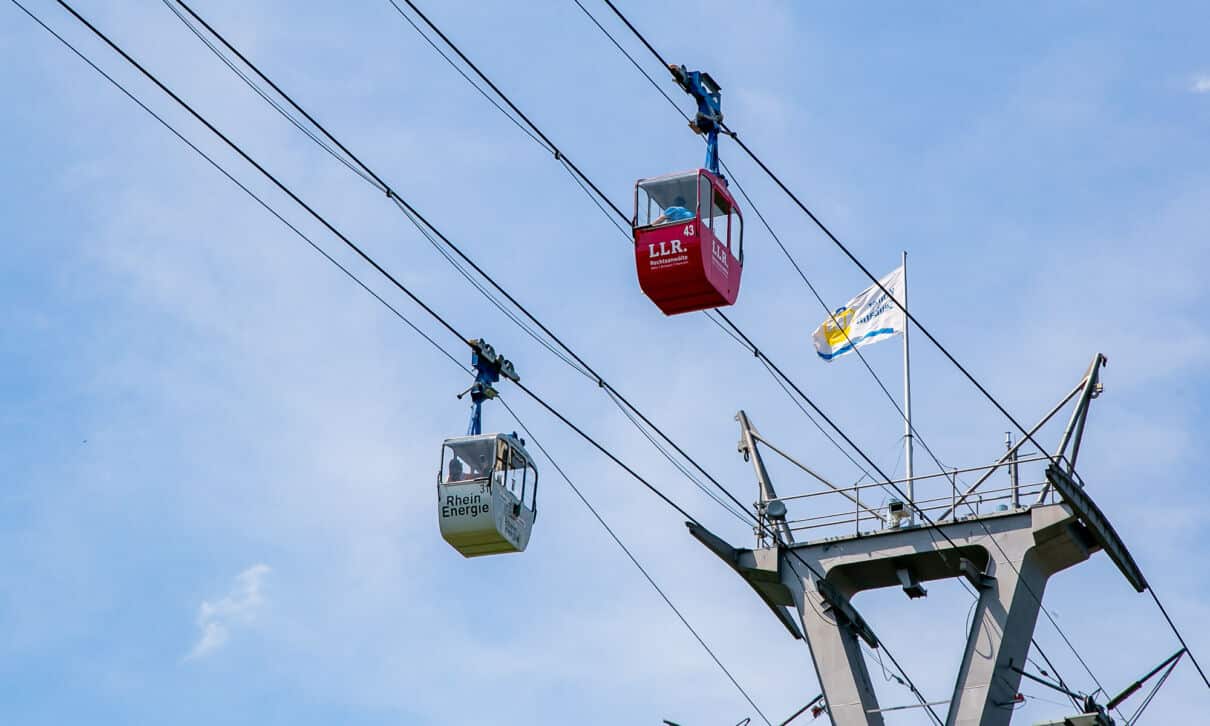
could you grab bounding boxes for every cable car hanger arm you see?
[669,64,723,179]
[464,338,518,436]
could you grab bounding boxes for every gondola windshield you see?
[440,435,537,515]
[442,437,494,484]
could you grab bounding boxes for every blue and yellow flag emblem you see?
[812,266,905,361]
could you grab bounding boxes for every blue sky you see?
[2,1,1209,724]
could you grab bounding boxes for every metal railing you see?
[771,465,1056,539]
[768,455,1052,505]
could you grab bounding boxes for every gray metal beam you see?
[1035,354,1106,504]
[1045,464,1147,592]
[936,379,1084,520]
[747,427,885,523]
[736,410,795,544]
[1054,354,1106,469]
[768,506,1095,726]
[686,522,803,639]
[787,570,884,726]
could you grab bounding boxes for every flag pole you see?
[901,250,915,524]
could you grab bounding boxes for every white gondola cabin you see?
[438,433,536,557]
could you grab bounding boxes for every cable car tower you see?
[690,355,1165,725]
[437,339,538,558]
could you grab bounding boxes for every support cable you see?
[162,34,974,719]
[781,554,943,725]
[580,0,1038,532]
[587,0,1209,696]
[777,694,823,726]
[715,303,1109,710]
[368,22,1103,696]
[388,194,596,380]
[384,0,633,242]
[12,7,767,710]
[590,0,1073,486]
[158,0,379,188]
[1146,589,1208,688]
[1125,651,1181,725]
[579,0,973,505]
[377,0,948,544]
[383,0,627,221]
[573,0,987,520]
[163,2,600,382]
[11,12,773,717]
[20,3,944,718]
[602,386,753,525]
[382,0,957,530]
[47,0,958,713]
[5,0,467,378]
[383,1,548,152]
[571,0,686,119]
[165,0,761,531]
[39,0,713,531]
[392,0,1115,705]
[375,0,933,545]
[370,2,1023,713]
[498,397,772,725]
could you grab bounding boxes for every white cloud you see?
[186,564,271,661]
[1191,74,1210,94]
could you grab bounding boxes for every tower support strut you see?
[694,504,1101,725]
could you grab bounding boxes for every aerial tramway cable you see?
[567,0,1044,551]
[498,397,773,725]
[571,2,1114,709]
[593,0,1055,469]
[387,0,882,498]
[6,4,780,720]
[45,2,942,718]
[565,0,1178,712]
[373,3,950,636]
[590,0,1076,480]
[167,0,959,585]
[172,0,848,597]
[377,0,919,512]
[39,0,712,529]
[375,2,1102,715]
[587,0,1210,695]
[165,0,764,530]
[379,0,964,544]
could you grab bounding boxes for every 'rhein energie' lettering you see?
[442,492,490,518]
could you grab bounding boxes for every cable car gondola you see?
[437,339,537,557]
[634,65,743,316]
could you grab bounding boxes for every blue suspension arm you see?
[670,65,724,179]
[466,371,497,436]
[467,399,484,436]
[463,339,518,436]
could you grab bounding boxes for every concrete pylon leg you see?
[691,506,1095,726]
[791,576,884,726]
[946,506,1092,725]
[947,553,1050,725]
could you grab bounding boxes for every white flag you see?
[813,266,905,361]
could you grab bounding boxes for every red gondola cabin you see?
[633,169,743,315]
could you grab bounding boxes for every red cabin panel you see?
[633,169,743,316]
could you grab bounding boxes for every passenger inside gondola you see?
[471,453,491,479]
[654,195,693,225]
[442,438,495,484]
[636,171,699,228]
